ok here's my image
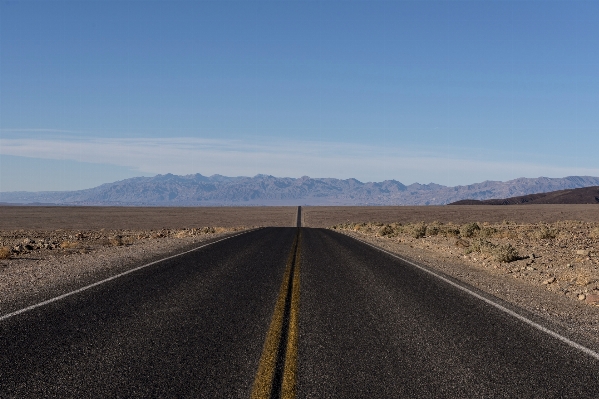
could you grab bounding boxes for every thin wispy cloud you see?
[2,137,598,186]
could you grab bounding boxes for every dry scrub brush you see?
[332,221,525,262]
[464,238,520,263]
[332,220,599,244]
[0,246,11,259]
[60,241,79,249]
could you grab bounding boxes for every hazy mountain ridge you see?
[2,174,599,206]
[450,186,599,205]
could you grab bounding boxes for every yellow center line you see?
[251,229,301,399]
[282,232,300,398]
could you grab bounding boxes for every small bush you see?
[534,226,557,240]
[378,225,395,237]
[0,246,11,259]
[460,222,481,238]
[426,225,440,236]
[108,236,124,246]
[409,223,427,239]
[480,227,498,238]
[472,238,497,254]
[494,244,519,263]
[440,226,460,237]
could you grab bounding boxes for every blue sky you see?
[1,1,598,191]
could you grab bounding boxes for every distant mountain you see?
[449,186,599,205]
[2,174,599,206]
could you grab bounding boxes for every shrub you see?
[0,246,11,259]
[470,238,496,254]
[480,227,498,238]
[426,224,440,236]
[409,223,427,239]
[378,225,395,237]
[460,223,481,238]
[108,236,124,246]
[440,226,460,237]
[534,226,557,240]
[494,244,519,263]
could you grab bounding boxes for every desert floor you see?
[303,204,599,227]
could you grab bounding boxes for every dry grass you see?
[60,241,79,249]
[0,246,11,259]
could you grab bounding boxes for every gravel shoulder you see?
[0,227,252,315]
[331,221,599,350]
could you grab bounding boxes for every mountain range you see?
[0,173,599,206]
[2,174,599,206]
[450,186,599,205]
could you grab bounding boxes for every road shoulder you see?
[0,228,252,315]
[336,230,599,351]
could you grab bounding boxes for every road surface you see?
[2,227,599,398]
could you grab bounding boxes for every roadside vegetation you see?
[0,226,246,259]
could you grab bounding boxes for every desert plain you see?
[2,204,599,348]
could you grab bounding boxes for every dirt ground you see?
[0,206,298,230]
[303,204,599,227]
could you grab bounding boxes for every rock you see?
[23,244,34,251]
[585,294,599,304]
[455,239,470,248]
[576,250,590,256]
[578,294,586,301]
[529,253,535,259]
[542,277,556,285]
[23,238,33,244]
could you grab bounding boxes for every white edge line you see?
[0,228,261,322]
[340,231,599,362]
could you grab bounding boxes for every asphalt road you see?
[2,227,599,398]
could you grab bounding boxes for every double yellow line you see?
[251,229,302,399]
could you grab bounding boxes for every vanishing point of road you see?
[2,207,599,398]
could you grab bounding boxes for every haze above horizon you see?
[1,1,598,192]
